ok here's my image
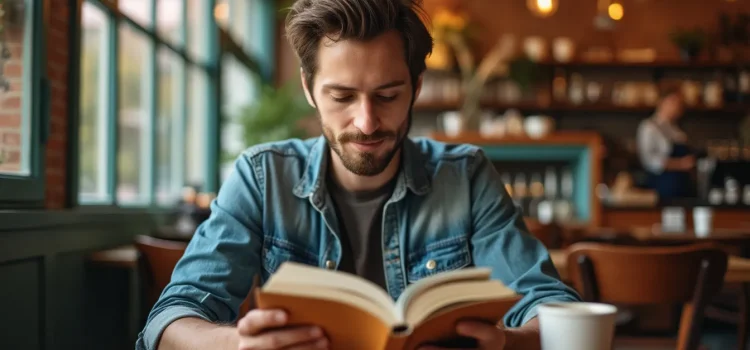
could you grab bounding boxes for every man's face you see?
[302,30,420,176]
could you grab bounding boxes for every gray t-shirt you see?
[327,175,396,291]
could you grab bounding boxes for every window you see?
[217,0,275,182]
[77,0,272,207]
[0,0,46,205]
[79,2,110,203]
[117,23,151,204]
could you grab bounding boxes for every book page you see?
[264,262,396,319]
[394,268,492,323]
[404,280,516,326]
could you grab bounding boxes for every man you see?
[136,0,580,349]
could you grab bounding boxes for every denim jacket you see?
[136,135,580,349]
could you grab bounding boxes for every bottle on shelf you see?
[535,167,557,224]
[513,173,529,212]
[527,172,545,220]
[554,167,576,222]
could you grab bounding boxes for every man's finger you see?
[282,337,330,350]
[456,320,501,343]
[238,326,324,350]
[237,309,288,335]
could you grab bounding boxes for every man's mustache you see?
[338,131,395,143]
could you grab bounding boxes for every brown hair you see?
[284,0,433,100]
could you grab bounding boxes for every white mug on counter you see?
[693,206,713,238]
[538,302,618,350]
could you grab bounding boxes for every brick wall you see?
[0,1,69,209]
[46,0,71,209]
[0,6,24,174]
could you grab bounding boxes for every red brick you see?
[51,14,68,28]
[4,62,22,77]
[6,44,23,58]
[48,64,66,83]
[48,50,69,67]
[6,150,20,163]
[0,114,21,128]
[46,154,64,170]
[0,163,21,172]
[49,28,67,44]
[2,132,21,146]
[43,0,71,209]
[8,79,24,92]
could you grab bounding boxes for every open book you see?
[254,262,521,350]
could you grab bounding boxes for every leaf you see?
[233,79,315,152]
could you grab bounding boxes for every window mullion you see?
[146,0,157,206]
[106,8,119,204]
[204,0,220,194]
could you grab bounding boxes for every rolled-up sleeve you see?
[135,153,265,350]
[637,120,671,174]
[467,150,581,328]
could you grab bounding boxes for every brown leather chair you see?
[134,235,188,311]
[566,242,728,350]
[135,235,255,322]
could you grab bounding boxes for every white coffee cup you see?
[538,302,618,350]
[693,206,713,238]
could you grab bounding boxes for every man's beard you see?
[322,112,411,177]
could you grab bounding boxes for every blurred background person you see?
[636,88,697,201]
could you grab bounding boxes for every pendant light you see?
[527,0,559,18]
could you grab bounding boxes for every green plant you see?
[508,55,541,92]
[224,80,314,161]
[669,27,708,54]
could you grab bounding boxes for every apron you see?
[646,121,693,199]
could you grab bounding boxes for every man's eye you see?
[331,95,353,103]
[378,94,398,102]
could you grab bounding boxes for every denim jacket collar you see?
[292,135,431,200]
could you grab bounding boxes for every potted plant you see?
[222,80,315,162]
[670,27,708,62]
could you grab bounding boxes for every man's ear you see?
[300,67,316,108]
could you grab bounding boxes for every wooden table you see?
[549,249,750,283]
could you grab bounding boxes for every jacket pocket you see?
[406,235,471,283]
[261,237,319,282]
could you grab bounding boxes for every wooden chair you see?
[525,219,562,249]
[134,235,189,312]
[134,235,255,322]
[566,242,728,350]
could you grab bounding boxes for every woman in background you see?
[636,89,696,200]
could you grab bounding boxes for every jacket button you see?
[426,259,436,270]
[325,260,335,269]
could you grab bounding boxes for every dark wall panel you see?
[0,258,42,350]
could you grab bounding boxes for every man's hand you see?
[418,321,507,350]
[418,318,541,350]
[237,309,329,350]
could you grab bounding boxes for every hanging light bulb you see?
[608,2,624,21]
[527,0,559,18]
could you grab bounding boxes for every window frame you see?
[0,0,48,208]
[74,0,272,208]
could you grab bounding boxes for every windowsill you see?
[0,207,178,232]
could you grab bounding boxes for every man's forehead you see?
[315,31,409,87]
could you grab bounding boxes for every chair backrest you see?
[566,242,728,350]
[134,234,256,319]
[134,235,188,309]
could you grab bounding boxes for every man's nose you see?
[352,98,379,135]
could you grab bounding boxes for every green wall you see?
[0,211,166,350]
